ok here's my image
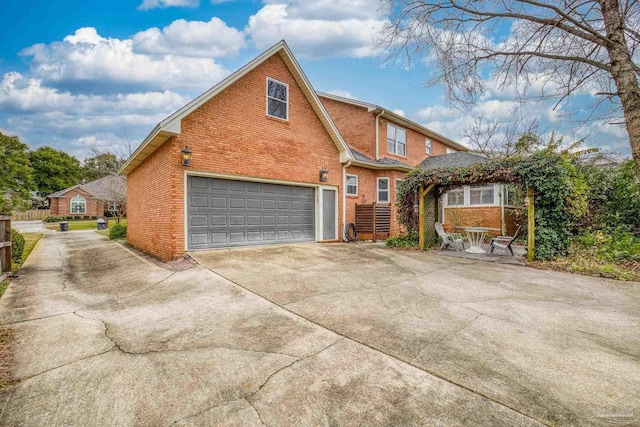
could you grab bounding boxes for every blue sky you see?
[0,0,631,160]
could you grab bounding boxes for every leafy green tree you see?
[29,146,83,196]
[82,152,124,181]
[0,133,35,213]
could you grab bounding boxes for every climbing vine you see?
[397,152,588,260]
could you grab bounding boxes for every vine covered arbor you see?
[397,152,586,261]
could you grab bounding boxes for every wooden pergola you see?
[399,160,536,261]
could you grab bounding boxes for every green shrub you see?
[10,229,25,264]
[575,228,640,263]
[44,215,64,223]
[385,230,419,248]
[109,223,127,240]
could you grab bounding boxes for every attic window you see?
[267,78,288,120]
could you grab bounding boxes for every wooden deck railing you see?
[0,216,11,281]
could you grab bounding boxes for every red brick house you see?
[48,175,126,219]
[121,41,501,260]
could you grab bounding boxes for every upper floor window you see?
[346,174,358,196]
[425,138,432,155]
[377,177,390,203]
[387,124,406,156]
[71,195,86,214]
[267,78,288,120]
[446,147,456,154]
[469,185,495,205]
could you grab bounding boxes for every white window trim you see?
[445,187,465,207]
[386,123,407,157]
[395,178,404,196]
[469,184,497,206]
[443,184,500,207]
[70,195,86,215]
[446,147,456,154]
[108,201,118,211]
[425,138,432,155]
[346,174,358,196]
[266,77,289,121]
[377,177,390,203]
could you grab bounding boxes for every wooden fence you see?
[355,202,391,242]
[0,216,11,281]
[11,209,51,221]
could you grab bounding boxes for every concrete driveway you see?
[10,220,53,234]
[0,233,638,426]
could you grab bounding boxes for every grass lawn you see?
[45,220,101,231]
[11,233,43,273]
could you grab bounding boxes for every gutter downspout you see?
[342,160,352,241]
[375,110,384,161]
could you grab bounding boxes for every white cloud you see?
[245,3,387,58]
[326,89,356,99]
[132,17,246,58]
[21,27,231,93]
[263,0,382,20]
[392,109,405,117]
[138,0,199,11]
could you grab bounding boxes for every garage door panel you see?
[188,177,316,249]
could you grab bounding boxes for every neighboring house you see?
[420,152,522,236]
[48,175,127,218]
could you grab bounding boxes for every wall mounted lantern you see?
[181,146,192,167]
[413,203,419,214]
[319,168,329,182]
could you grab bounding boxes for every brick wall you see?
[127,53,344,260]
[320,96,456,166]
[344,165,407,240]
[320,98,377,159]
[127,139,180,261]
[49,188,104,218]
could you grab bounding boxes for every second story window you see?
[267,78,288,120]
[387,124,406,156]
[425,138,432,155]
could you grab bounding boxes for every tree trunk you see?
[601,0,640,173]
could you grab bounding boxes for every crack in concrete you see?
[246,337,345,400]
[198,262,551,427]
[244,398,266,426]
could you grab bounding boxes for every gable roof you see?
[119,40,353,175]
[47,175,127,200]
[350,149,414,172]
[419,152,489,170]
[317,92,468,153]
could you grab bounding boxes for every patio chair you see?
[489,225,523,256]
[435,222,465,251]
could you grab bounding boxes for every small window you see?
[266,78,288,120]
[386,124,406,156]
[346,174,358,196]
[377,178,390,203]
[425,138,432,155]
[446,147,456,154]
[470,185,495,205]
[446,188,464,206]
[108,201,118,211]
[71,195,86,214]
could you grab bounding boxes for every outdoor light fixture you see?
[319,168,329,182]
[181,146,192,167]
[413,203,419,214]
